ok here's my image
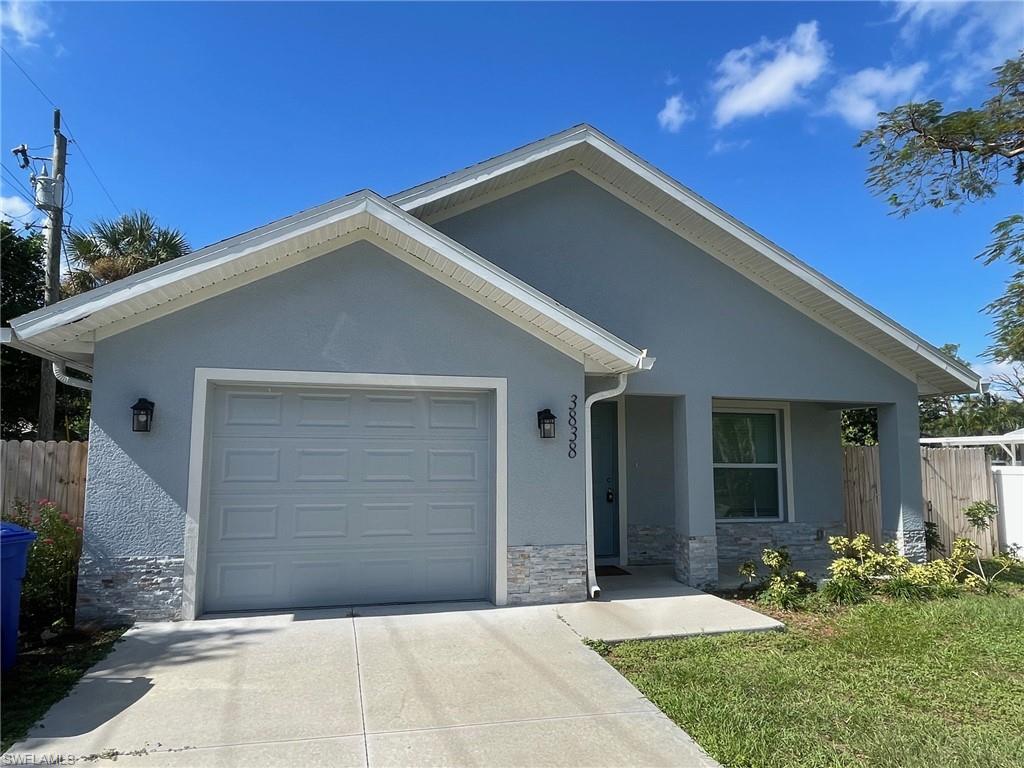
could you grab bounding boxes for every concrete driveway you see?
[8,604,718,767]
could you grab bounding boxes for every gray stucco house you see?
[5,125,979,624]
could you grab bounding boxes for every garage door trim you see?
[182,368,508,619]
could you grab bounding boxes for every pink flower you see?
[37,498,51,506]
[42,537,54,545]
[31,515,41,525]
[75,526,83,534]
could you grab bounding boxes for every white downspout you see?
[52,361,92,390]
[584,372,628,599]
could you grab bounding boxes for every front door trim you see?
[183,368,508,620]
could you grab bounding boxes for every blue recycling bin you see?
[1,522,37,671]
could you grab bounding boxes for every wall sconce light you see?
[131,398,155,432]
[537,408,556,439]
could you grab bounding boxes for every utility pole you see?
[35,109,67,440]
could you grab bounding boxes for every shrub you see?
[752,547,815,610]
[822,533,966,604]
[955,501,1022,593]
[3,499,82,634]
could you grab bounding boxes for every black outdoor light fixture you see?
[537,408,557,439]
[131,398,155,432]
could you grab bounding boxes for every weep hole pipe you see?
[583,372,628,600]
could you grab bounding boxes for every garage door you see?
[201,384,493,613]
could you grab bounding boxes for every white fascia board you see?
[389,125,590,211]
[12,194,373,340]
[394,127,979,394]
[0,327,94,373]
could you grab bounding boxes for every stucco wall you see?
[436,171,923,574]
[624,396,675,528]
[84,240,587,565]
[623,398,844,532]
[435,171,920,405]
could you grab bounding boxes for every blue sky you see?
[2,1,1021,375]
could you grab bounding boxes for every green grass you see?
[1,628,127,752]
[606,594,1024,768]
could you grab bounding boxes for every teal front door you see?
[592,401,620,561]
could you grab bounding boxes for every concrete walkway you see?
[556,566,783,642]
[7,603,719,767]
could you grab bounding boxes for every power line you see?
[2,163,36,200]
[2,47,122,214]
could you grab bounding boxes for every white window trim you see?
[182,367,508,620]
[712,401,795,523]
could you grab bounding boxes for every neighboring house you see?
[4,125,979,624]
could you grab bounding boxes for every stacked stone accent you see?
[673,534,718,589]
[884,526,927,563]
[716,521,845,566]
[77,555,184,626]
[507,544,587,605]
[626,524,675,565]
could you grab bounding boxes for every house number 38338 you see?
[567,394,578,458]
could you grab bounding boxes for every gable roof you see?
[390,124,979,396]
[7,190,650,375]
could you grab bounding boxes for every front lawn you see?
[1,628,128,752]
[605,593,1024,768]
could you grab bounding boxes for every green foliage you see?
[607,595,1024,768]
[583,638,613,656]
[1,221,45,439]
[819,576,869,606]
[748,547,815,610]
[0,221,92,439]
[823,533,973,603]
[858,55,1024,361]
[963,500,998,530]
[924,521,944,555]
[3,499,83,634]
[841,408,877,446]
[919,344,1024,438]
[64,211,190,295]
[738,559,758,585]
[955,502,1023,593]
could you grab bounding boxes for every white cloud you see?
[712,21,830,127]
[657,93,695,133]
[0,0,51,46]
[893,1,1024,94]
[0,194,33,223]
[825,61,929,128]
[711,137,751,154]
[664,72,680,87]
[892,1,967,43]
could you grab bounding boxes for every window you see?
[712,410,783,520]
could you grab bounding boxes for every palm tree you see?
[63,211,190,296]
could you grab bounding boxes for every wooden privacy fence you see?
[0,440,88,526]
[842,445,998,558]
[842,445,882,544]
[920,447,998,558]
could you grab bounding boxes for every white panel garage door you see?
[202,384,493,613]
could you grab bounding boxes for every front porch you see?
[557,565,783,642]
[590,392,923,589]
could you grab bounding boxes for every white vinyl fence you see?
[993,466,1024,552]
